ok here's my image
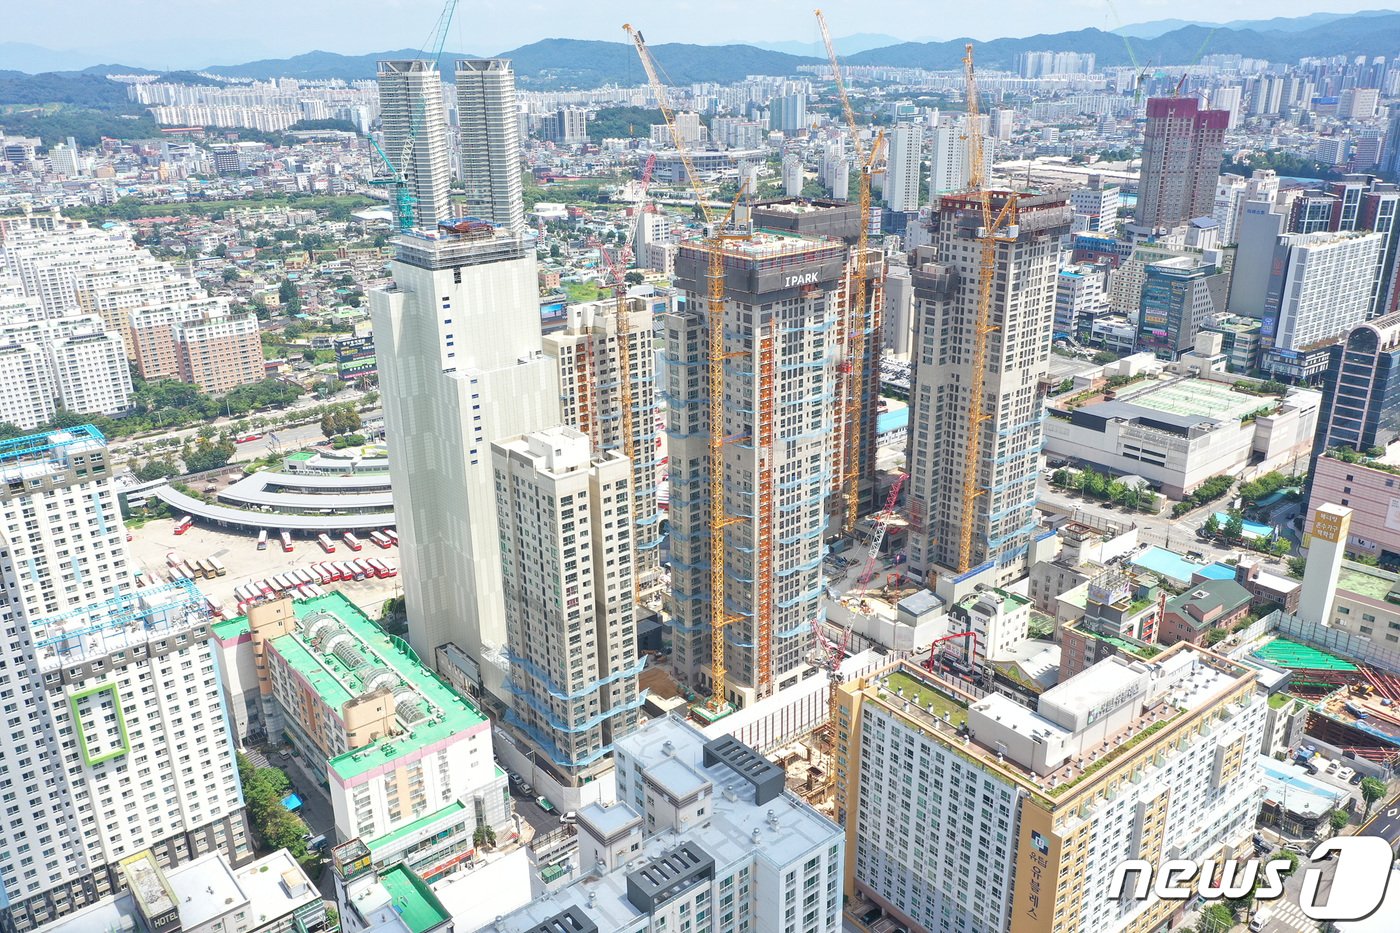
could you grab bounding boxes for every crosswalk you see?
[1261,898,1318,932]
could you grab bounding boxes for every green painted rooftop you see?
[1337,564,1397,602]
[377,864,450,933]
[218,592,487,781]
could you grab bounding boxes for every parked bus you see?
[340,561,366,581]
[170,564,190,581]
[342,532,363,552]
[280,531,293,553]
[257,580,275,599]
[173,515,193,535]
[257,529,268,551]
[295,569,314,586]
[369,531,392,549]
[385,528,398,545]
[317,533,336,553]
[365,558,390,579]
[208,556,226,577]
[166,551,181,568]
[197,559,218,579]
[206,598,224,619]
[178,560,196,579]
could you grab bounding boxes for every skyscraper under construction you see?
[906,192,1072,583]
[664,223,849,709]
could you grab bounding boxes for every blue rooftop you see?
[876,409,909,434]
[1131,546,1234,586]
[0,425,105,464]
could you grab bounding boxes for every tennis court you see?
[1254,637,1357,672]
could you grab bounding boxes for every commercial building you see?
[882,122,922,212]
[1069,175,1120,235]
[375,60,452,230]
[1135,257,1227,358]
[492,427,644,790]
[36,849,328,933]
[1304,446,1400,563]
[456,59,525,234]
[906,192,1071,582]
[211,593,509,880]
[1135,98,1229,230]
[1054,264,1108,340]
[543,298,664,598]
[1044,376,1319,499]
[0,427,251,932]
[664,228,846,707]
[371,221,560,695]
[837,649,1266,933]
[481,717,845,933]
[1313,311,1400,466]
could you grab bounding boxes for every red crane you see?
[923,631,979,676]
[853,473,907,596]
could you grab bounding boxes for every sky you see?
[5,0,1395,69]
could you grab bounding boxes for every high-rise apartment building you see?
[544,106,588,145]
[456,59,525,233]
[929,119,994,198]
[1210,85,1243,128]
[375,60,452,230]
[372,224,559,695]
[492,427,643,788]
[0,427,250,932]
[1312,311,1400,466]
[0,315,131,426]
[837,650,1265,933]
[1213,174,1249,245]
[543,298,664,598]
[769,93,808,135]
[483,718,844,933]
[882,122,922,212]
[906,193,1071,582]
[172,311,263,394]
[1135,98,1228,230]
[664,231,846,707]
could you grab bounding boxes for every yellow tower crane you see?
[815,9,884,537]
[957,44,1019,573]
[625,24,749,715]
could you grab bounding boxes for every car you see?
[1336,767,1355,782]
[860,907,883,925]
[537,796,556,813]
[560,810,577,824]
[1326,760,1341,773]
[1350,772,1364,785]
[520,784,534,796]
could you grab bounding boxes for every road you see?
[1356,794,1400,848]
[1035,483,1249,567]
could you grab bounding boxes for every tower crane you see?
[816,9,885,537]
[625,24,750,715]
[369,137,417,233]
[956,45,1018,574]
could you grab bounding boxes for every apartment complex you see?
[837,650,1265,933]
[492,427,643,788]
[664,230,846,707]
[0,314,131,427]
[456,59,525,233]
[929,118,994,198]
[483,717,845,933]
[211,593,508,880]
[882,122,922,212]
[1135,97,1229,230]
[906,192,1071,582]
[375,60,452,230]
[129,297,263,394]
[0,427,250,932]
[543,298,664,597]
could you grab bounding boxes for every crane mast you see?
[957,44,1018,574]
[816,9,883,537]
[625,25,746,714]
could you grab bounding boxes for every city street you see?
[1035,483,1250,566]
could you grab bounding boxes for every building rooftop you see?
[213,592,487,781]
[378,864,452,933]
[1166,579,1254,630]
[0,423,104,467]
[1336,561,1400,603]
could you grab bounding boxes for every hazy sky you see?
[7,0,1394,65]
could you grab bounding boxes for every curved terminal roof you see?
[151,483,394,532]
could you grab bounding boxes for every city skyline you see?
[3,1,1394,72]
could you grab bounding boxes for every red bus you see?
[173,515,193,535]
[342,532,363,552]
[317,533,336,553]
[257,580,275,599]
[369,531,392,549]
[280,531,293,553]
[366,558,394,578]
[385,529,398,545]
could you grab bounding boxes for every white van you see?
[1249,908,1272,932]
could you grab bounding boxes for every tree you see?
[1205,627,1228,647]
[1360,777,1388,817]
[1287,557,1307,579]
[182,438,235,474]
[473,824,497,849]
[278,279,298,304]
[133,458,180,482]
[1203,514,1220,538]
[1052,468,1071,488]
[1328,808,1350,837]
[1197,902,1234,933]
[1222,514,1245,544]
[625,270,645,285]
[320,403,362,439]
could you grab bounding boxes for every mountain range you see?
[2,10,1399,92]
[1111,10,1397,39]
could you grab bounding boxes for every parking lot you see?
[502,770,568,837]
[128,517,402,619]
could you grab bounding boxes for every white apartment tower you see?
[0,427,250,932]
[375,60,453,231]
[883,121,922,212]
[665,233,846,708]
[456,59,525,234]
[929,118,994,198]
[906,193,1072,582]
[493,427,643,784]
[543,298,664,598]
[372,225,560,695]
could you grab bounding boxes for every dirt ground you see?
[128,517,402,619]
